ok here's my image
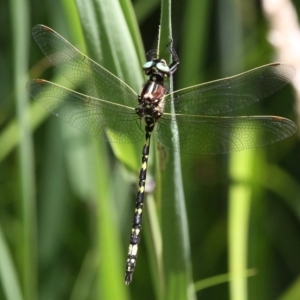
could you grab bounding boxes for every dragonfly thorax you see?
[135,79,166,125]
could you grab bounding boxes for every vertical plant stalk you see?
[75,0,143,296]
[218,1,252,299]
[228,150,254,300]
[159,0,196,299]
[10,0,38,299]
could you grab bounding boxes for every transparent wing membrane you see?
[157,114,297,155]
[164,63,295,115]
[27,79,143,143]
[28,25,296,153]
[32,25,138,107]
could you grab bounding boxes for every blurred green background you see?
[1,0,300,299]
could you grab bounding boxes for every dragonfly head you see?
[143,59,171,79]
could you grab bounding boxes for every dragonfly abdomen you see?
[125,127,151,285]
[125,45,179,285]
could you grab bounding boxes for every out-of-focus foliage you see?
[0,0,300,299]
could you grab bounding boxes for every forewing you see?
[27,79,143,143]
[164,63,295,115]
[32,24,137,107]
[156,113,297,155]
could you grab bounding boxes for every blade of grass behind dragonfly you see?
[177,0,217,295]
[158,0,196,299]
[75,0,144,172]
[9,0,37,299]
[74,0,144,297]
[133,0,160,24]
[221,2,253,300]
[34,2,103,299]
[178,0,211,88]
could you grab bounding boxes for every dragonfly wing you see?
[32,24,138,107]
[163,63,295,115]
[27,79,143,143]
[156,113,297,155]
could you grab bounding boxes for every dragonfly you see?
[27,24,297,285]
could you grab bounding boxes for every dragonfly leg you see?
[167,39,180,74]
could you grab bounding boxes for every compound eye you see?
[143,61,155,69]
[156,62,170,73]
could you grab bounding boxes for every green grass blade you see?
[74,0,143,297]
[0,226,23,300]
[178,0,211,88]
[228,149,256,300]
[194,269,257,292]
[75,0,143,172]
[133,0,160,23]
[159,0,195,299]
[0,102,48,162]
[9,0,37,299]
[143,193,164,299]
[217,2,251,299]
